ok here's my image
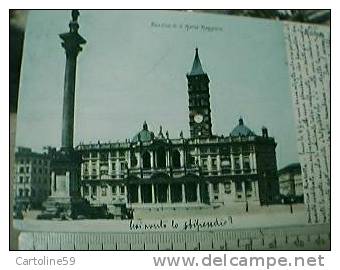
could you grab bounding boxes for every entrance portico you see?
[127,182,203,206]
[126,172,206,207]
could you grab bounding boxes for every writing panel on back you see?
[284,23,330,224]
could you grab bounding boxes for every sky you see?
[16,10,299,169]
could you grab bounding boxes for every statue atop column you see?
[71,9,80,22]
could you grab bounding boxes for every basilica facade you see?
[75,49,280,212]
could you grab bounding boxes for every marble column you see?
[166,151,170,168]
[252,153,257,171]
[231,181,236,200]
[167,184,171,203]
[138,185,142,204]
[252,180,259,201]
[180,150,185,167]
[151,184,155,203]
[87,160,91,175]
[97,160,100,178]
[182,184,186,203]
[108,158,113,176]
[207,155,212,170]
[137,152,141,168]
[60,53,77,149]
[249,153,253,172]
[208,182,213,203]
[196,183,201,203]
[230,154,235,174]
[217,154,221,175]
[240,154,244,173]
[65,171,70,196]
[60,12,86,150]
[51,171,56,194]
[242,181,246,200]
[127,151,131,168]
[124,185,128,202]
[150,151,154,169]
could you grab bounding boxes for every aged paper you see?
[284,22,330,224]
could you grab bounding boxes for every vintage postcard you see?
[12,10,330,250]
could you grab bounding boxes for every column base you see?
[40,196,89,219]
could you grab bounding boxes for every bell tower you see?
[186,48,213,138]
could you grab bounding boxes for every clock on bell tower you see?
[186,48,213,138]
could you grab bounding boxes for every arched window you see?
[130,153,137,167]
[187,154,195,167]
[142,152,151,169]
[100,152,108,161]
[172,150,181,168]
[156,148,166,168]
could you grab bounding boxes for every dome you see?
[230,118,255,137]
[132,121,155,143]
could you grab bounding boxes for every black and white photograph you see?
[10,9,330,251]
